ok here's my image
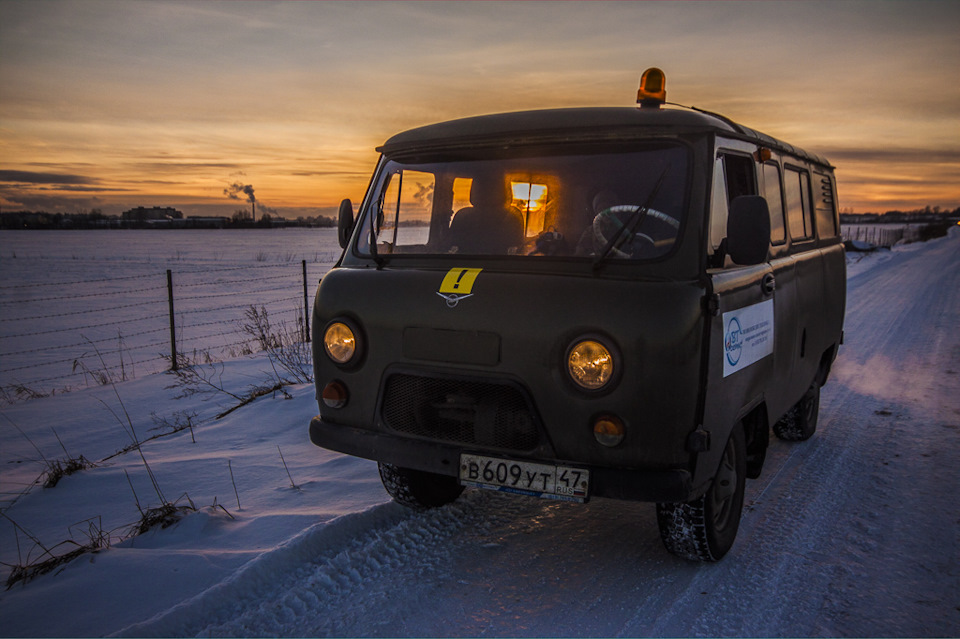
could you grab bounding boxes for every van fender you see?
[816,343,840,387]
[691,395,769,493]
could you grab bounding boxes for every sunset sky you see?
[1,0,958,219]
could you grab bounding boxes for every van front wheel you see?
[378,463,464,510]
[656,426,746,562]
[773,382,820,441]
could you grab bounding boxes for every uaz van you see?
[309,69,845,561]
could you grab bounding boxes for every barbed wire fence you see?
[0,261,324,403]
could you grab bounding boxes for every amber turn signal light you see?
[593,414,625,447]
[322,380,349,409]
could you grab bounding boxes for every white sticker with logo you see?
[722,299,774,377]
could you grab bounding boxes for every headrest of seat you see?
[470,174,507,210]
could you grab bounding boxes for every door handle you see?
[761,273,776,295]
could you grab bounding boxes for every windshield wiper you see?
[592,164,670,271]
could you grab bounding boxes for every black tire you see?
[773,382,820,441]
[656,426,746,562]
[378,463,464,510]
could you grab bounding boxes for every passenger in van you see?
[448,174,524,254]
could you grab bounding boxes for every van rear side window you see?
[784,166,813,241]
[761,162,786,245]
[814,174,839,238]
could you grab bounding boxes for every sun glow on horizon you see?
[0,1,957,217]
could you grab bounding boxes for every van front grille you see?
[381,373,539,452]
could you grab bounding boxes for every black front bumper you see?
[310,415,693,503]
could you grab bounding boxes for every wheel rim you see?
[710,438,738,530]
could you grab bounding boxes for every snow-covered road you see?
[118,233,959,638]
[1,231,957,637]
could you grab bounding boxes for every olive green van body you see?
[309,104,845,554]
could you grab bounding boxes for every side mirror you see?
[337,198,355,249]
[727,195,770,266]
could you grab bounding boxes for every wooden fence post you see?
[167,269,178,370]
[302,260,310,343]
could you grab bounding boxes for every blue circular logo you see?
[725,317,743,366]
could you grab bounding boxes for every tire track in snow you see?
[116,490,531,637]
[118,233,959,637]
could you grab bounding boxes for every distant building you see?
[122,206,184,222]
[186,216,228,229]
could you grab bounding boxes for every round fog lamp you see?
[593,415,625,447]
[323,322,356,365]
[567,339,614,390]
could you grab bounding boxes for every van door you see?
[782,165,822,401]
[696,149,778,490]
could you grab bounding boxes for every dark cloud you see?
[0,191,104,212]
[0,170,98,185]
[820,148,960,164]
[289,170,371,178]
[0,181,134,194]
[131,162,243,172]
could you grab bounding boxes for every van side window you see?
[711,153,758,266]
[722,154,756,203]
[709,158,729,253]
[761,162,786,244]
[784,166,813,241]
[814,173,838,238]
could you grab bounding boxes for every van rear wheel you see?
[378,463,464,510]
[773,382,820,441]
[656,426,746,562]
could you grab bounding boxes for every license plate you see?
[459,454,589,503]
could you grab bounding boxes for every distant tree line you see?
[839,205,960,224]
[0,209,337,230]
[4,205,957,231]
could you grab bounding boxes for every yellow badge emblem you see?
[437,268,482,307]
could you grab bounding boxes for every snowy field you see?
[0,228,958,637]
[0,229,342,397]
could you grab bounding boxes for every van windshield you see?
[357,143,688,261]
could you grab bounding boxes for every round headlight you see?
[323,322,357,365]
[567,339,614,390]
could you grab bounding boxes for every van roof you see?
[379,106,832,168]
